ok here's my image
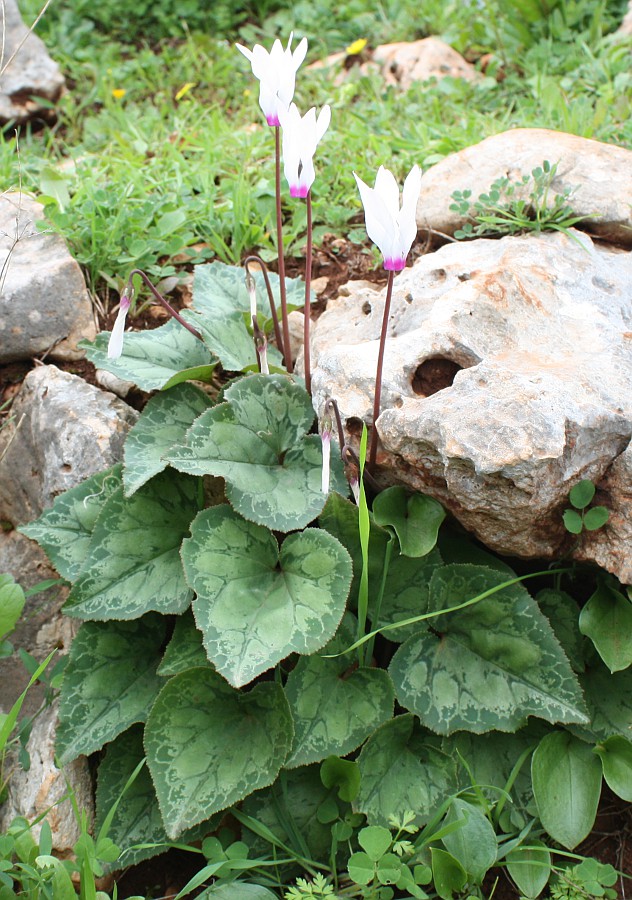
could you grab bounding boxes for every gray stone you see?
[0,703,94,854]
[310,230,632,575]
[0,0,65,124]
[0,364,138,526]
[0,193,96,362]
[416,129,632,248]
[617,0,632,35]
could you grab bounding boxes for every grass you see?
[7,0,632,306]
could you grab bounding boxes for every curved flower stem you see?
[275,126,293,373]
[368,269,395,474]
[303,190,313,393]
[244,255,285,360]
[128,268,202,342]
[325,398,345,454]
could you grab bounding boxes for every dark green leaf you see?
[0,575,25,642]
[81,318,214,391]
[63,471,200,620]
[145,669,293,838]
[320,756,361,802]
[355,715,457,826]
[19,465,123,582]
[562,509,583,534]
[579,581,632,672]
[594,736,632,801]
[574,664,632,744]
[123,383,213,496]
[373,486,445,557]
[536,589,584,673]
[569,479,595,510]
[56,615,166,764]
[284,616,394,767]
[531,731,601,849]
[182,505,351,687]
[168,374,347,531]
[506,840,551,899]
[583,506,609,531]
[157,609,211,676]
[442,798,497,883]
[431,848,467,900]
[389,565,587,734]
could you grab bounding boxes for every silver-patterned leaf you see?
[56,614,166,764]
[123,383,213,496]
[182,505,352,687]
[144,668,293,838]
[389,565,588,734]
[63,470,201,620]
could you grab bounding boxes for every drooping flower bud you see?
[107,286,132,359]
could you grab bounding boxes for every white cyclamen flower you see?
[320,427,331,494]
[107,290,131,359]
[236,33,308,127]
[279,102,331,197]
[353,164,422,271]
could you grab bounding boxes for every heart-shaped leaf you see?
[144,668,293,838]
[373,486,445,557]
[81,318,214,391]
[389,565,588,734]
[96,726,218,869]
[63,471,200,620]
[56,614,166,764]
[123,383,213,496]
[168,374,347,531]
[20,465,123,582]
[284,617,394,767]
[355,715,458,826]
[182,505,352,687]
[579,580,632,672]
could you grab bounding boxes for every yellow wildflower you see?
[345,38,367,55]
[111,88,126,99]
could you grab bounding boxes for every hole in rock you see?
[346,417,364,436]
[412,357,463,397]
[362,301,372,315]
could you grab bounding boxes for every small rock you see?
[0,193,97,363]
[416,128,632,247]
[0,0,65,124]
[287,310,305,362]
[95,368,135,398]
[617,0,632,35]
[311,37,479,88]
[0,365,138,526]
[310,230,632,577]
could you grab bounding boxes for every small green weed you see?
[550,858,618,900]
[450,160,590,240]
[563,479,609,535]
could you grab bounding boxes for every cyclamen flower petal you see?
[236,33,308,126]
[107,292,131,359]
[321,428,331,494]
[279,103,331,198]
[354,164,422,271]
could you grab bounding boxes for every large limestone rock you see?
[416,129,632,248]
[0,193,96,362]
[310,230,632,576]
[0,0,65,124]
[0,364,138,526]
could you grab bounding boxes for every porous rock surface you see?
[0,0,65,124]
[309,230,632,577]
[416,129,632,248]
[0,193,96,362]
[0,364,138,526]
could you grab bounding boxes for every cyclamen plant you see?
[19,32,632,900]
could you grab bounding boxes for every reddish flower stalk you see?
[275,126,293,373]
[303,190,313,393]
[368,269,395,474]
[129,268,202,341]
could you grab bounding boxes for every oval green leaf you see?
[373,486,445,557]
[579,581,632,673]
[531,730,602,849]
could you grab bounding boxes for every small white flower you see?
[107,291,131,359]
[279,102,331,198]
[236,33,308,127]
[353,164,422,271]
